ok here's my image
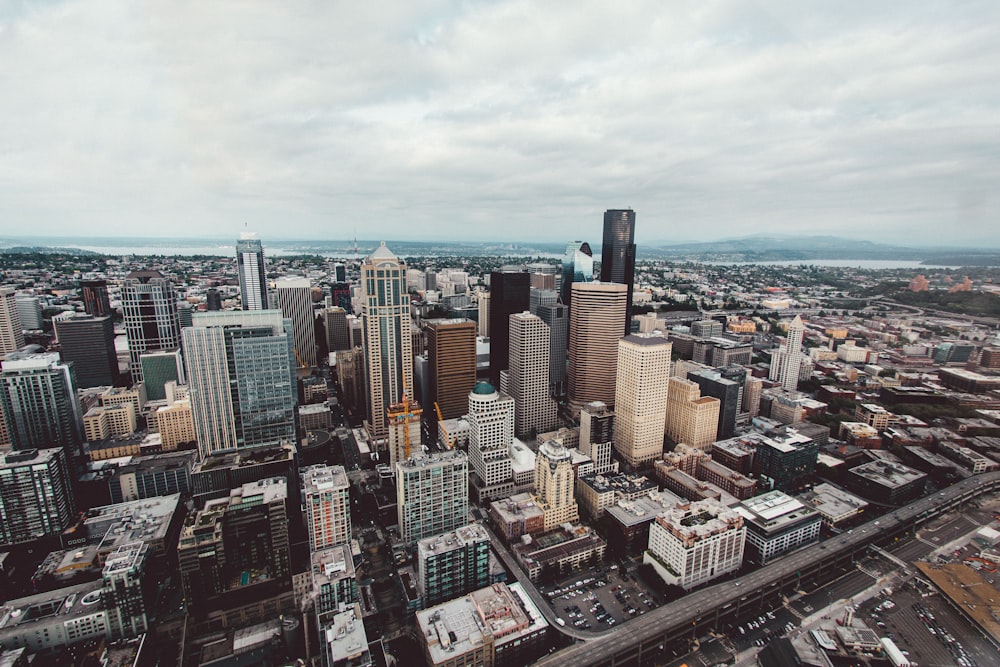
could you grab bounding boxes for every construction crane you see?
[387,377,421,461]
[434,401,451,450]
[293,347,307,368]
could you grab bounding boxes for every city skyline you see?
[1,2,998,246]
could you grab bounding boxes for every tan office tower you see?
[664,376,720,450]
[567,282,628,412]
[505,312,558,439]
[614,335,672,468]
[273,277,317,368]
[533,438,580,531]
[0,288,24,355]
[426,319,477,421]
[361,243,413,445]
[477,291,490,338]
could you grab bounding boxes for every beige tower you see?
[0,288,24,355]
[567,282,628,411]
[505,312,558,439]
[614,335,672,468]
[664,376,720,450]
[533,438,580,531]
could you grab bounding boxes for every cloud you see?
[0,0,997,246]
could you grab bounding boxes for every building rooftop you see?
[63,494,180,555]
[653,499,744,544]
[311,544,356,588]
[579,472,657,495]
[849,460,927,488]
[321,603,371,666]
[1,447,63,469]
[490,493,545,524]
[736,491,819,535]
[396,449,468,471]
[301,464,350,495]
[418,524,489,560]
[798,483,868,522]
[622,334,670,347]
[605,490,685,527]
[0,579,106,634]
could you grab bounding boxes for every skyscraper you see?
[80,279,113,318]
[567,282,628,411]
[688,369,741,440]
[53,313,120,388]
[426,318,477,424]
[487,271,529,385]
[236,232,268,311]
[580,401,615,474]
[664,376,720,450]
[325,306,351,353]
[15,293,42,330]
[0,448,75,544]
[139,350,185,402]
[770,315,806,392]
[0,287,24,355]
[505,312,557,439]
[182,310,297,459]
[396,450,469,543]
[121,270,181,385]
[301,464,351,551]
[0,352,84,457]
[614,335,672,468]
[467,382,515,503]
[273,276,317,368]
[361,243,413,444]
[537,303,568,394]
[600,210,636,335]
[561,241,594,307]
[533,438,580,531]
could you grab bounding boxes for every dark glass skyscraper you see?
[487,271,529,386]
[122,270,181,385]
[600,209,636,335]
[80,279,112,318]
[561,241,594,307]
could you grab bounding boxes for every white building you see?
[614,335,672,468]
[503,312,558,438]
[467,382,516,502]
[769,315,805,392]
[301,464,351,551]
[736,490,821,565]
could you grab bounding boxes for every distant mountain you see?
[0,245,99,256]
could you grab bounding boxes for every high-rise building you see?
[425,318,477,423]
[467,382,515,503]
[80,279,113,318]
[580,401,616,474]
[477,290,490,337]
[415,524,491,608]
[561,241,594,307]
[53,313,120,388]
[121,270,181,385]
[687,369,741,440]
[769,315,805,392]
[15,294,42,330]
[567,282,628,411]
[664,376,720,450]
[396,450,469,543]
[0,352,84,457]
[751,429,818,492]
[505,312,557,439]
[102,542,150,638]
[139,349,185,401]
[0,448,75,544]
[324,306,350,353]
[301,464,351,551]
[361,243,413,445]
[537,303,568,393]
[182,310,297,459]
[529,288,558,315]
[600,210,636,335]
[533,438,580,531]
[614,335,672,468]
[487,271,530,385]
[236,232,268,311]
[205,288,222,311]
[0,287,25,354]
[388,396,423,467]
[273,276,317,368]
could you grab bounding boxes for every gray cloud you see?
[0,0,997,246]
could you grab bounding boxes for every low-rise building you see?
[576,472,657,519]
[846,460,927,505]
[838,421,883,449]
[644,499,745,590]
[797,483,869,526]
[489,493,546,541]
[416,524,491,609]
[602,489,685,556]
[512,524,607,583]
[736,491,822,565]
[937,440,998,474]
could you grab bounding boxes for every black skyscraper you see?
[600,209,636,335]
[488,271,530,385]
[80,279,112,318]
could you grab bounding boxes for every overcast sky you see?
[1,1,997,246]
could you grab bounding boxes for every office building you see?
[614,335,672,468]
[467,382,516,503]
[533,438,580,531]
[664,376,720,450]
[415,524,491,608]
[301,464,351,551]
[83,404,136,442]
[273,276,316,368]
[183,310,297,459]
[537,303,568,393]
[504,312,557,439]
[108,450,195,503]
[644,498,746,590]
[53,313,120,388]
[151,395,195,450]
[190,443,297,506]
[0,288,24,354]
[736,490,822,565]
[15,294,41,330]
[576,471,657,520]
[396,450,469,543]
[687,369,741,440]
[205,288,222,311]
[600,209,636,335]
[416,583,548,667]
[798,483,869,526]
[846,461,927,504]
[769,315,805,392]
[121,270,181,385]
[691,319,723,338]
[512,523,606,583]
[325,306,350,353]
[139,349,184,401]
[0,352,84,456]
[567,282,628,410]
[101,542,150,639]
[425,318,477,424]
[488,271,530,385]
[312,544,357,621]
[477,290,490,338]
[80,279,112,317]
[529,288,558,315]
[361,243,413,444]
[0,448,75,544]
[319,603,372,667]
[236,232,268,311]
[561,241,594,307]
[580,401,616,474]
[751,429,819,492]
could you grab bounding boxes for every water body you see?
[705,259,962,270]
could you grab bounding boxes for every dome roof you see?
[472,381,496,395]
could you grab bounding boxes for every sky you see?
[0,1,998,247]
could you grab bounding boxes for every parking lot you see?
[543,564,665,629]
